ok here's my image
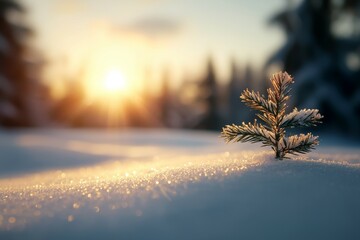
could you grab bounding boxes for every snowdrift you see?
[0,129,359,240]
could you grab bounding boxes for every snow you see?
[0,129,360,239]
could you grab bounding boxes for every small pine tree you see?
[221,72,323,160]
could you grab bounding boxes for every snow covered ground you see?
[0,129,359,240]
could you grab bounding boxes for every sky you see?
[21,0,286,97]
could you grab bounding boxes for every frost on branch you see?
[222,120,275,147]
[221,71,323,160]
[281,108,322,128]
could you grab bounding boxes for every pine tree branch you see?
[279,133,319,157]
[267,72,293,118]
[280,108,323,128]
[256,113,275,127]
[270,72,293,102]
[221,121,275,146]
[267,88,288,118]
[240,89,277,117]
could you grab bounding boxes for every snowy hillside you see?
[0,129,360,240]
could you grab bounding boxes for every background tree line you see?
[0,0,359,139]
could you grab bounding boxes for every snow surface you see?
[0,129,360,240]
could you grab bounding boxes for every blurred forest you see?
[0,0,49,127]
[0,0,359,139]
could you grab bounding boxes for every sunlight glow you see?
[77,40,152,127]
[83,64,148,127]
[86,67,133,101]
[103,70,127,93]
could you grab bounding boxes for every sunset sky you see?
[21,0,287,97]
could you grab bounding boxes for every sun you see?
[85,67,135,103]
[80,64,147,127]
[84,68,133,107]
[103,69,127,93]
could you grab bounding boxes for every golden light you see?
[84,66,146,127]
[85,67,133,102]
[44,24,166,128]
[103,69,127,93]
